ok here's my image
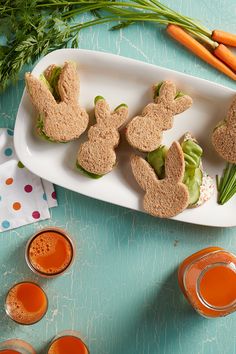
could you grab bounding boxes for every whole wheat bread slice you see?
[212,95,236,163]
[25,61,89,142]
[126,81,192,152]
[131,141,189,218]
[77,97,128,175]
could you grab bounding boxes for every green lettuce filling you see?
[153,82,164,99]
[76,162,103,179]
[147,145,168,179]
[153,81,185,100]
[147,139,203,206]
[181,139,203,205]
[39,74,53,94]
[36,114,55,142]
[37,66,62,141]
[46,66,62,101]
[182,139,202,168]
[213,119,227,132]
[40,65,62,100]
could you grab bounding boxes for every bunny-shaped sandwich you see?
[131,142,189,218]
[131,134,214,218]
[77,96,128,177]
[212,95,236,163]
[126,81,192,152]
[25,61,89,142]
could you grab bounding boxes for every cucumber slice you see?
[183,167,202,205]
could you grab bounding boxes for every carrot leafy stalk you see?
[166,24,236,81]
[217,163,236,205]
[1,1,236,90]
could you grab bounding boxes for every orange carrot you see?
[214,44,236,72]
[212,30,236,47]
[166,24,236,81]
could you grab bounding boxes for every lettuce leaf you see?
[46,66,62,101]
[36,114,55,142]
[181,139,203,205]
[147,138,203,206]
[37,66,62,142]
[181,139,202,168]
[147,146,168,179]
[76,162,103,179]
[153,81,186,100]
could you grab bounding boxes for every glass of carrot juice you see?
[25,227,75,278]
[5,282,48,325]
[47,331,89,354]
[0,339,36,354]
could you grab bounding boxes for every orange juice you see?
[48,332,89,354]
[26,228,74,277]
[0,339,36,354]
[199,265,236,308]
[5,282,48,325]
[178,247,236,317]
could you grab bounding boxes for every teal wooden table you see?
[1,1,236,353]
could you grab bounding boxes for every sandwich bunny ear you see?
[111,104,129,129]
[94,97,111,124]
[173,95,193,115]
[212,95,236,163]
[165,142,185,183]
[154,81,176,104]
[25,73,56,113]
[131,155,157,191]
[226,96,236,133]
[57,61,79,104]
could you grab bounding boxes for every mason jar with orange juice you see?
[178,247,236,318]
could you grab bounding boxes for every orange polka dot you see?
[5,178,13,185]
[13,202,21,211]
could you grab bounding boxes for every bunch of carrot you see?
[167,25,236,81]
[1,0,236,90]
[103,0,236,82]
[102,1,236,81]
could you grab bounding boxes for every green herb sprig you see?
[0,0,212,91]
[0,1,109,91]
[216,163,236,205]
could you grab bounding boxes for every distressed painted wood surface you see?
[0,1,236,353]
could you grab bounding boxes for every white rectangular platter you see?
[14,49,236,227]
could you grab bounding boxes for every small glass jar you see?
[178,247,236,318]
[47,331,89,354]
[25,227,75,278]
[5,282,48,325]
[0,339,36,354]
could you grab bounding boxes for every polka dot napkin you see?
[0,128,57,232]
